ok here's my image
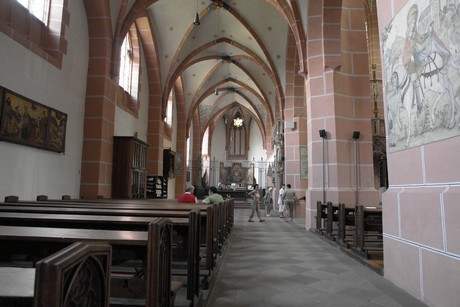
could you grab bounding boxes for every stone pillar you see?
[305,0,378,229]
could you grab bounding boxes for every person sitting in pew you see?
[202,186,224,204]
[178,185,198,203]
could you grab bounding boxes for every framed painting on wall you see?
[47,109,67,153]
[175,153,182,174]
[300,145,308,179]
[0,87,67,153]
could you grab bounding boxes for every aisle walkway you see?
[204,208,428,307]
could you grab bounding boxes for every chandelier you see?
[233,117,243,127]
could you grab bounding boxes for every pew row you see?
[315,202,383,260]
[2,198,230,275]
[34,197,234,246]
[0,210,201,305]
[0,241,111,307]
[0,203,216,277]
[1,196,235,300]
[0,219,173,307]
[353,205,383,258]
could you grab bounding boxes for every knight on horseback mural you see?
[403,4,455,126]
[382,1,460,151]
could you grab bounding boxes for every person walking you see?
[282,184,296,222]
[278,184,285,218]
[263,186,273,216]
[248,184,265,222]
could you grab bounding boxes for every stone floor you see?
[203,208,428,307]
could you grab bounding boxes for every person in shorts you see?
[282,184,296,222]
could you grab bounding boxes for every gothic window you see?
[17,0,50,24]
[117,24,140,113]
[119,33,133,94]
[228,112,247,159]
[164,91,173,138]
[7,0,66,68]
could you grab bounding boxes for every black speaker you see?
[319,129,327,138]
[352,131,360,140]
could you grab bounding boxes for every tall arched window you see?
[202,128,209,156]
[17,0,50,24]
[116,24,140,113]
[228,112,247,159]
[6,0,66,68]
[164,91,173,138]
[119,33,133,94]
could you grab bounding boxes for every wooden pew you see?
[352,205,383,259]
[0,219,173,307]
[314,202,383,257]
[337,203,356,247]
[0,210,201,304]
[0,241,111,307]
[56,197,234,249]
[0,203,213,296]
[325,202,339,241]
[1,200,220,277]
[39,197,234,246]
[3,196,235,281]
[315,201,327,235]
[316,201,339,240]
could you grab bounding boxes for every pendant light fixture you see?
[193,0,200,25]
[214,6,221,97]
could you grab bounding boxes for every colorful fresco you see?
[382,0,460,151]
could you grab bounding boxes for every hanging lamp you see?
[193,0,200,25]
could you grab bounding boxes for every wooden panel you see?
[112,137,148,198]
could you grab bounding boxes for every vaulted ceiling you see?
[111,0,307,149]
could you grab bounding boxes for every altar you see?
[218,189,248,200]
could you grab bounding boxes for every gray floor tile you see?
[203,208,428,307]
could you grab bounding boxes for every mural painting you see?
[382,0,460,152]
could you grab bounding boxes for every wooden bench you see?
[315,201,327,235]
[0,203,212,297]
[0,219,173,307]
[337,203,356,247]
[52,197,234,249]
[2,196,235,289]
[0,210,201,304]
[353,205,383,258]
[40,197,234,247]
[0,241,111,307]
[1,200,221,276]
[325,202,339,241]
[314,202,383,260]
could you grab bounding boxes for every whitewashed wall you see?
[210,119,227,161]
[0,1,88,200]
[247,120,265,161]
